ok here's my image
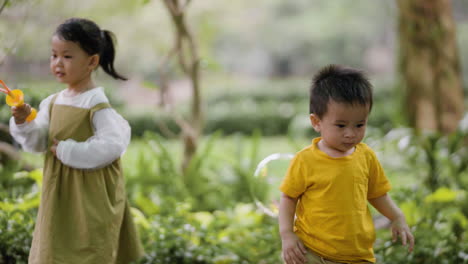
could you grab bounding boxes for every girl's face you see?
[310,101,369,157]
[50,35,98,89]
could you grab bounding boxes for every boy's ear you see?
[88,54,100,71]
[310,114,321,132]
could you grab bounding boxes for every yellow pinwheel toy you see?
[0,79,37,122]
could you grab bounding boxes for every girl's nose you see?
[53,57,63,66]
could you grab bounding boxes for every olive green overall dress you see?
[28,95,144,264]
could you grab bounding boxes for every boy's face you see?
[310,101,369,154]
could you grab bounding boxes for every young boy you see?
[279,65,414,264]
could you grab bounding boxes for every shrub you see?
[137,203,281,264]
[0,210,34,264]
[375,187,468,264]
[125,131,269,212]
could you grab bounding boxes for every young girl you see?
[9,18,144,264]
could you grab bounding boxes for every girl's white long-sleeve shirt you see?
[9,87,131,169]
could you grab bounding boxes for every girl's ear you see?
[310,114,321,132]
[88,54,100,71]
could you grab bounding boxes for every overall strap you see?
[47,93,59,147]
[48,93,60,117]
[89,102,112,120]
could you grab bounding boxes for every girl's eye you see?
[51,54,57,58]
[357,124,365,128]
[336,124,345,128]
[64,56,72,59]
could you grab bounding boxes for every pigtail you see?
[100,30,127,81]
[55,18,127,81]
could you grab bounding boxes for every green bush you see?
[205,111,292,136]
[137,202,281,264]
[0,169,41,264]
[123,81,399,138]
[375,187,468,264]
[0,210,34,264]
[0,79,408,139]
[125,131,269,212]
[2,125,467,263]
[125,113,181,138]
[125,102,299,138]
[377,125,468,191]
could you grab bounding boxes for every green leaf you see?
[400,201,421,226]
[131,207,150,230]
[424,187,462,203]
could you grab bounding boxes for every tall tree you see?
[397,0,464,134]
[162,0,203,172]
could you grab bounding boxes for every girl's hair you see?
[309,64,373,117]
[54,18,127,80]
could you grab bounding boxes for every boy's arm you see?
[369,194,415,252]
[279,193,307,264]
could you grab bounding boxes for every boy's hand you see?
[391,216,415,252]
[11,104,32,124]
[281,231,307,264]
[50,139,59,156]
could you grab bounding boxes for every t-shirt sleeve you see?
[367,150,392,199]
[279,154,308,198]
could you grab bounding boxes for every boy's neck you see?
[317,139,355,158]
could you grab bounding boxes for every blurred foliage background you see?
[0,0,467,263]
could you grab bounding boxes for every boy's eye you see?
[357,124,365,128]
[51,54,57,58]
[335,124,345,128]
[64,55,73,59]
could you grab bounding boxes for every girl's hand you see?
[11,104,31,124]
[391,216,415,252]
[281,231,307,264]
[50,139,59,156]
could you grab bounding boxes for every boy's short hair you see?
[309,64,373,117]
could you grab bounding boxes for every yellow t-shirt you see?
[280,137,391,263]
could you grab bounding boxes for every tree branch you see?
[0,123,9,135]
[180,0,192,13]
[0,0,9,15]
[0,142,35,171]
[163,0,179,16]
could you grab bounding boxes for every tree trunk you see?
[397,0,464,134]
[162,0,203,173]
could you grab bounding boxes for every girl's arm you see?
[369,193,415,252]
[279,193,307,264]
[55,108,130,169]
[9,96,52,153]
